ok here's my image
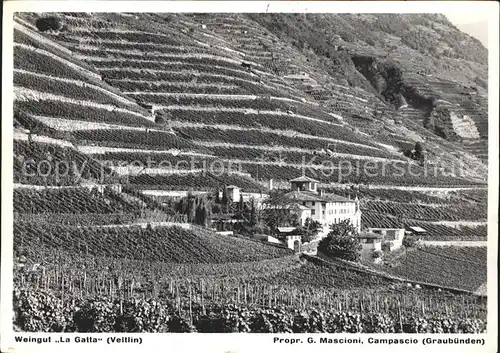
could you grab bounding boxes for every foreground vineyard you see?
[13,250,487,333]
[13,288,486,333]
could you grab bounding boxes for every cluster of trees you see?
[35,16,64,32]
[175,192,212,227]
[289,218,322,243]
[174,188,262,234]
[260,190,299,230]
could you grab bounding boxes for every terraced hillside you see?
[369,246,487,293]
[249,14,489,163]
[12,11,489,250]
[15,12,488,187]
[326,186,488,240]
[13,16,263,194]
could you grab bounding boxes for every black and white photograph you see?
[1,1,498,352]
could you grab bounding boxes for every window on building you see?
[312,202,315,206]
[303,202,306,206]
[311,210,316,215]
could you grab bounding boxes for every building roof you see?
[358,232,384,239]
[367,227,405,231]
[290,175,319,183]
[408,226,427,233]
[286,191,329,202]
[325,194,355,203]
[225,185,240,189]
[277,227,296,233]
[290,203,311,211]
[284,191,355,203]
[269,202,312,210]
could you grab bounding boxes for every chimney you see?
[319,189,324,197]
[268,178,273,191]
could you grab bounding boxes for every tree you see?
[195,203,203,226]
[155,115,166,124]
[221,188,229,211]
[261,190,298,231]
[292,218,322,243]
[214,188,221,204]
[204,202,212,228]
[404,142,425,164]
[317,220,362,262]
[414,142,424,160]
[402,234,418,248]
[249,199,257,228]
[35,16,63,32]
[186,192,197,223]
[372,249,384,259]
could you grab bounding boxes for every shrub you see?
[318,220,361,262]
[381,242,391,252]
[402,235,418,248]
[373,249,384,259]
[35,16,63,32]
[290,218,322,243]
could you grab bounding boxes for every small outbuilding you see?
[367,227,405,251]
[406,226,427,235]
[225,185,241,203]
[358,232,383,263]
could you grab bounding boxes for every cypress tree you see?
[249,199,257,227]
[221,188,229,213]
[200,204,208,227]
[221,187,229,205]
[195,203,203,225]
[205,202,213,228]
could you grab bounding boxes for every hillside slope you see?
[14,12,488,188]
[13,15,262,192]
[248,14,488,161]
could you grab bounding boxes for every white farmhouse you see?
[367,227,405,251]
[281,176,362,235]
[225,185,241,202]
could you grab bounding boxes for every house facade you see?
[367,227,405,251]
[284,176,362,235]
[225,185,241,202]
